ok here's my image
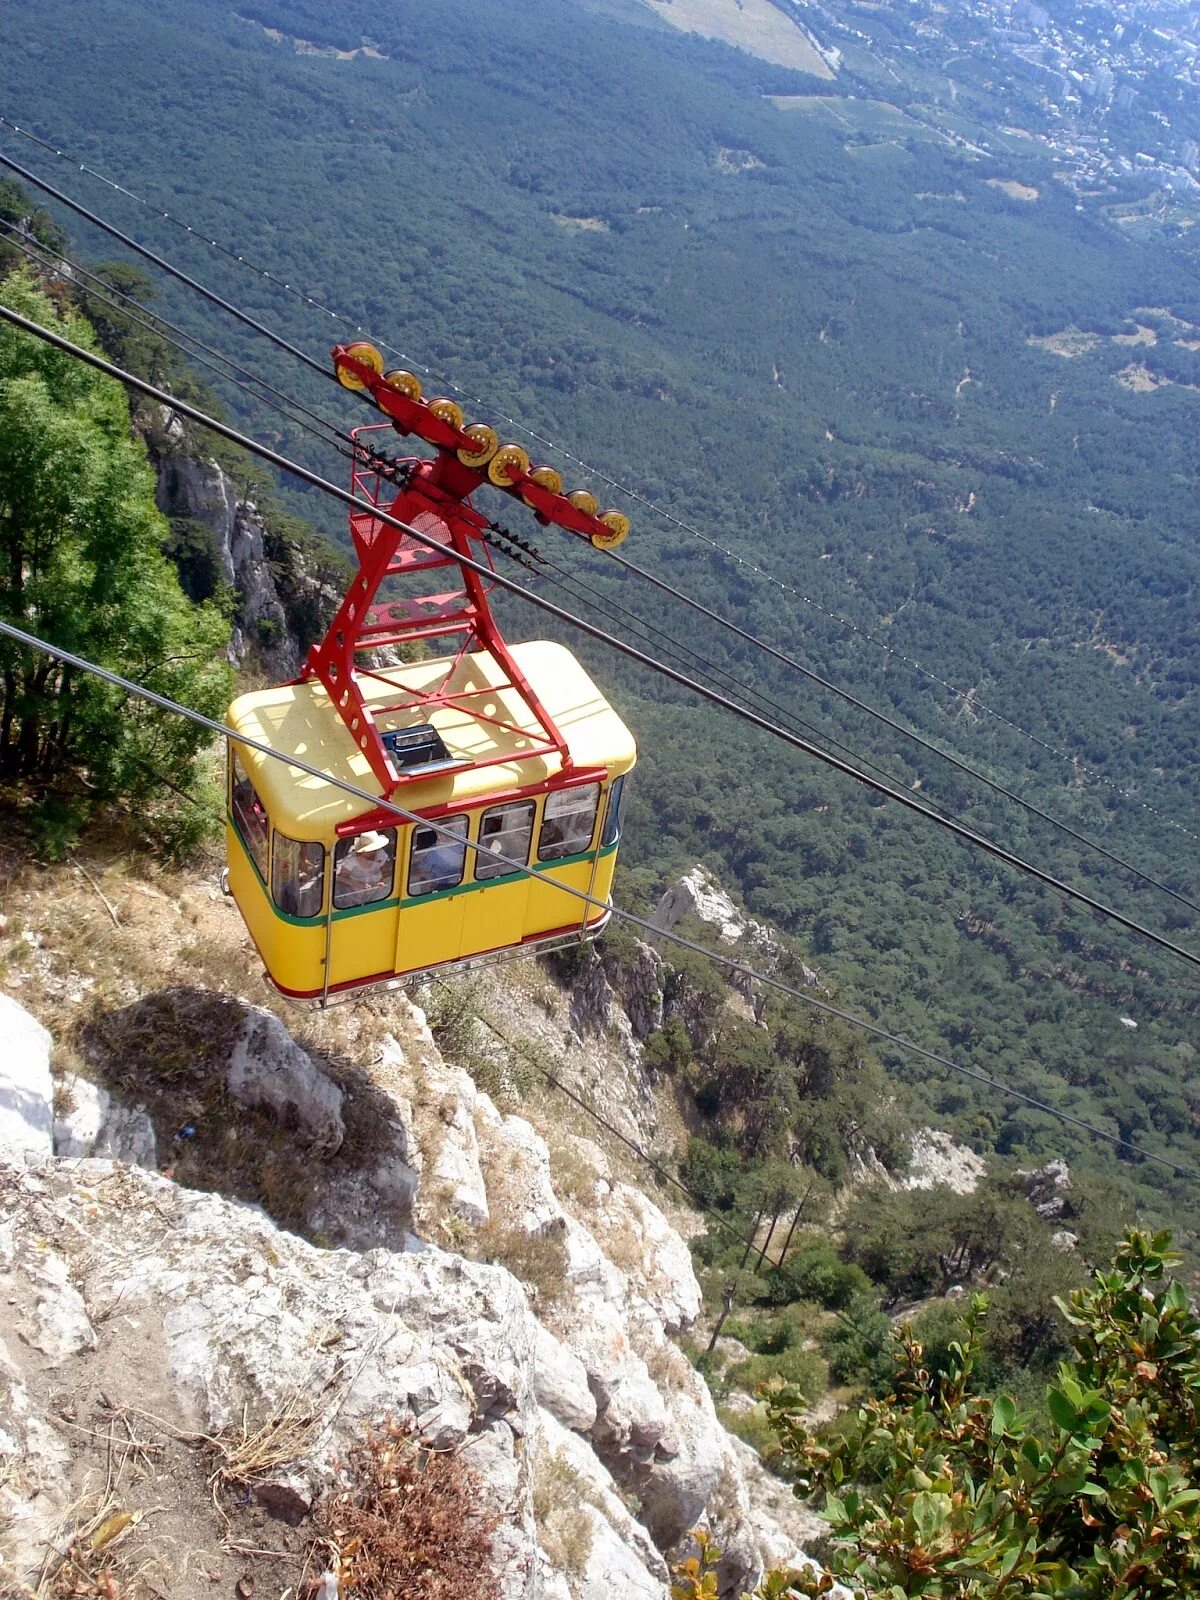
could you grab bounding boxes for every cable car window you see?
[333,827,397,910]
[408,815,469,896]
[272,834,325,920]
[601,775,627,849]
[475,800,536,882]
[538,783,600,862]
[230,751,269,880]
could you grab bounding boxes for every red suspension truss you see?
[298,345,632,799]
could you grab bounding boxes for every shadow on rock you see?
[74,987,417,1249]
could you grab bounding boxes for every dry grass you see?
[531,1453,594,1578]
[637,1333,693,1396]
[313,1418,500,1600]
[206,1392,326,1515]
[468,1221,571,1315]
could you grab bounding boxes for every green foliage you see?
[821,1292,895,1391]
[765,1230,1200,1597]
[0,271,231,852]
[781,1242,871,1311]
[839,1172,1042,1305]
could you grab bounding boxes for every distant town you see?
[787,0,1200,213]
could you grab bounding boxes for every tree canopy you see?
[0,269,231,849]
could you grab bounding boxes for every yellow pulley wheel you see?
[428,397,465,430]
[568,489,599,518]
[591,510,630,550]
[523,465,563,505]
[335,342,385,391]
[487,443,532,487]
[383,368,423,402]
[457,422,499,467]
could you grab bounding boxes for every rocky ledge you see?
[0,986,815,1599]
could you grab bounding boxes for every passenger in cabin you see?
[277,841,324,918]
[408,826,466,894]
[335,830,394,907]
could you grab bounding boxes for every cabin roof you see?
[227,639,636,834]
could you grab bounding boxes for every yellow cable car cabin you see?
[223,342,638,1003]
[226,640,635,1002]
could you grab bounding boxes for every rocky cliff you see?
[0,857,821,1600]
[147,406,341,679]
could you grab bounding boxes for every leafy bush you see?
[766,1230,1200,1597]
[781,1243,871,1310]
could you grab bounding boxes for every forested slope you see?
[3,0,1199,1229]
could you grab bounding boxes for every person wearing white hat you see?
[335,829,394,908]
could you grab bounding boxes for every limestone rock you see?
[54,1073,157,1169]
[569,946,636,1061]
[651,866,751,944]
[227,1006,345,1155]
[622,940,666,1041]
[592,1183,703,1334]
[432,1098,489,1224]
[536,1410,668,1592]
[0,993,53,1161]
[1017,1158,1072,1219]
[487,1114,567,1236]
[533,1323,597,1433]
[19,1253,96,1362]
[903,1129,985,1196]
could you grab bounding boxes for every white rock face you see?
[20,1251,96,1361]
[903,1129,985,1196]
[432,1098,490,1223]
[490,1114,568,1236]
[0,993,53,1161]
[53,1073,157,1169]
[651,866,752,944]
[534,1322,599,1433]
[594,1184,703,1334]
[154,446,302,677]
[227,1006,345,1155]
[0,985,823,1599]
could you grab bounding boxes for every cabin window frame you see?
[230,750,269,883]
[601,774,627,849]
[537,782,601,863]
[271,832,326,920]
[474,799,537,882]
[333,827,398,911]
[407,814,470,897]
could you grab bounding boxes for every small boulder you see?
[533,1323,597,1433]
[227,1007,344,1155]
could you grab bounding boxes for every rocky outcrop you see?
[903,1128,985,1195]
[150,414,338,676]
[0,992,53,1161]
[1,987,814,1598]
[53,1073,157,1169]
[227,1005,346,1156]
[1017,1158,1072,1220]
[651,867,763,947]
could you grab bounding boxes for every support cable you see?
[2,128,1195,857]
[594,545,1200,917]
[1,118,1191,846]
[0,222,353,456]
[0,608,1191,1180]
[0,146,333,382]
[4,300,1197,981]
